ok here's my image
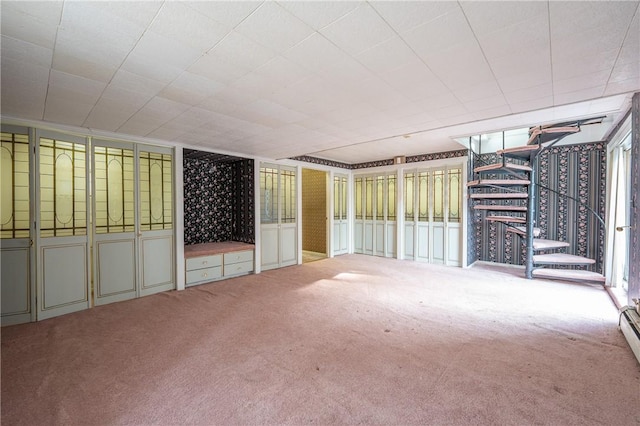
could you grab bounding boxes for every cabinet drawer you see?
[223,250,254,266]
[186,266,222,285]
[186,254,222,271]
[223,260,254,277]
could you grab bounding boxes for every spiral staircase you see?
[468,118,606,283]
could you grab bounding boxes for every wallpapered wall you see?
[470,142,607,271]
[302,168,327,254]
[629,93,639,303]
[184,157,254,245]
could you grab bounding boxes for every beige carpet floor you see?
[2,255,639,425]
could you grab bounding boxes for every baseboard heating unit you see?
[619,305,640,364]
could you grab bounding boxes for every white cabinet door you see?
[36,130,90,320]
[93,140,137,305]
[138,146,175,297]
[1,126,34,325]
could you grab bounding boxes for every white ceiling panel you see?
[279,1,362,30]
[0,1,637,163]
[149,2,230,52]
[1,7,58,49]
[283,32,351,73]
[320,3,396,56]
[120,51,184,86]
[51,51,119,83]
[186,1,262,29]
[128,30,202,71]
[235,2,313,53]
[1,1,63,27]
[1,35,52,68]
[371,1,459,35]
[43,94,95,126]
[356,36,421,77]
[402,6,474,57]
[159,72,224,106]
[207,31,278,73]
[84,98,141,132]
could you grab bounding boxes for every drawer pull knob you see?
[202,261,208,265]
[202,272,208,277]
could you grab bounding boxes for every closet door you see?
[354,177,364,253]
[416,170,431,262]
[260,164,297,270]
[333,175,348,255]
[138,146,175,296]
[36,130,90,320]
[403,172,415,260]
[92,140,137,305]
[445,167,462,266]
[1,126,34,325]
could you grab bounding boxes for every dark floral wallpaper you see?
[184,156,254,245]
[291,148,469,170]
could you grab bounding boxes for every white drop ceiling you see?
[1,1,638,164]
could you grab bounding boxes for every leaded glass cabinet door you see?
[36,130,90,320]
[1,126,34,325]
[260,164,297,270]
[138,146,175,296]
[333,175,348,255]
[93,139,137,305]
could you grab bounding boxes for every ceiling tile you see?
[0,58,49,119]
[371,1,459,35]
[187,1,262,29]
[83,98,139,131]
[49,70,106,102]
[496,68,553,94]
[188,53,248,85]
[128,30,203,71]
[604,78,640,96]
[320,3,396,56]
[1,7,58,49]
[460,1,548,36]
[52,51,118,83]
[245,99,309,124]
[453,80,503,104]
[504,83,553,105]
[283,32,351,73]
[150,2,230,52]
[464,94,510,113]
[87,1,162,28]
[235,2,314,53]
[120,51,184,85]
[379,59,449,102]
[402,6,475,57]
[1,1,63,27]
[554,86,606,106]
[550,1,638,39]
[108,69,166,97]
[356,36,419,76]
[207,31,278,72]
[43,95,94,126]
[1,35,52,68]
[159,72,224,106]
[253,56,312,88]
[554,70,611,95]
[279,1,361,30]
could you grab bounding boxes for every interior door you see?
[416,170,430,262]
[446,167,462,266]
[138,146,175,297]
[36,130,90,321]
[333,175,348,255]
[432,169,446,264]
[93,139,137,305]
[260,164,297,270]
[1,126,34,325]
[354,177,363,253]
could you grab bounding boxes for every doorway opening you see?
[301,168,327,263]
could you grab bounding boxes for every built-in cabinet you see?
[1,125,176,325]
[354,173,397,257]
[184,242,254,287]
[404,166,462,266]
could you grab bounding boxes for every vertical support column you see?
[525,157,536,279]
